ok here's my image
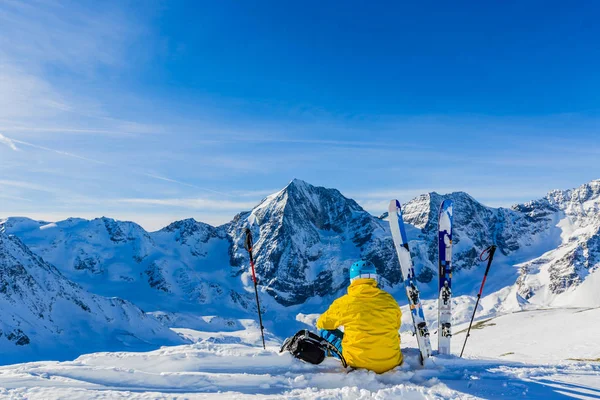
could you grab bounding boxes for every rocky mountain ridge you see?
[3,178,599,316]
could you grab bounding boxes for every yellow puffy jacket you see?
[316,278,403,373]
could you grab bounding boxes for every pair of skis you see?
[388,199,453,365]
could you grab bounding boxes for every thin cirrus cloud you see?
[0,66,71,120]
[0,133,18,151]
[0,0,156,138]
[0,132,234,196]
[117,197,258,211]
[1,133,109,165]
[0,65,163,139]
[0,179,59,193]
[0,1,140,72]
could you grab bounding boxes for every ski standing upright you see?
[438,199,453,355]
[388,199,432,365]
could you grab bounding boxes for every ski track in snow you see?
[0,308,599,399]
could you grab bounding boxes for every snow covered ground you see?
[0,308,598,399]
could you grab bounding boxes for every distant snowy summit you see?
[3,178,600,317]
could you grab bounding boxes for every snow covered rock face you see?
[515,180,600,302]
[0,232,184,364]
[547,179,600,225]
[227,179,401,306]
[401,191,558,282]
[2,216,256,315]
[230,179,599,306]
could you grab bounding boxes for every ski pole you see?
[460,245,497,358]
[244,228,266,349]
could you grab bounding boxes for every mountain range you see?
[1,178,599,362]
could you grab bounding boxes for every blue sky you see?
[1,0,599,230]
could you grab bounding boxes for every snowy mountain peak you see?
[162,218,201,230]
[402,190,480,231]
[246,179,364,235]
[286,177,311,190]
[0,217,47,234]
[157,218,224,248]
[228,180,394,306]
[160,218,215,236]
[545,179,600,206]
[282,179,356,209]
[537,179,600,231]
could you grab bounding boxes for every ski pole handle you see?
[479,245,497,265]
[477,245,496,296]
[244,228,259,284]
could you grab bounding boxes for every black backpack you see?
[280,329,347,368]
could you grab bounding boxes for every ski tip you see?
[389,199,401,209]
[439,200,453,221]
[440,199,453,210]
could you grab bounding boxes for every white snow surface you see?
[0,307,598,399]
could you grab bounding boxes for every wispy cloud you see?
[141,173,232,196]
[1,133,232,195]
[230,189,281,198]
[0,179,57,193]
[0,121,166,137]
[4,134,109,165]
[0,0,142,73]
[0,133,18,150]
[117,197,257,211]
[0,65,72,121]
[0,0,161,138]
[0,193,32,202]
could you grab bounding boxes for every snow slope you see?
[0,307,597,399]
[0,231,185,365]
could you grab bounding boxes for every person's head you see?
[349,260,378,283]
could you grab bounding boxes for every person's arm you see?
[316,297,344,331]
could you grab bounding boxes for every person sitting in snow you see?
[317,260,403,373]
